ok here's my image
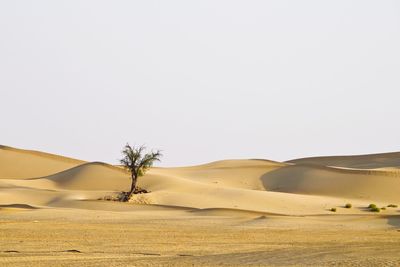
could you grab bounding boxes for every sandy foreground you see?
[1,145,400,266]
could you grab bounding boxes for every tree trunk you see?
[127,174,137,200]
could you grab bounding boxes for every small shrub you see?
[368,204,377,209]
[330,208,337,212]
[118,192,130,202]
[98,192,126,201]
[387,204,398,208]
[133,187,149,194]
[381,207,386,210]
[370,207,380,212]
[345,203,352,209]
[98,192,134,202]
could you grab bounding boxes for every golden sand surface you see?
[1,208,400,267]
[1,145,400,266]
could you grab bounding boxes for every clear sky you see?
[1,1,399,166]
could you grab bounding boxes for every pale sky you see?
[1,1,399,166]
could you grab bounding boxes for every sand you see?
[1,145,400,266]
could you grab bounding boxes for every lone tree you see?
[120,143,162,201]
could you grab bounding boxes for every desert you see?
[1,145,399,266]
[2,1,400,266]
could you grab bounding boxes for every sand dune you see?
[0,145,84,179]
[153,159,286,190]
[1,145,400,216]
[287,151,400,169]
[36,162,130,191]
[260,164,400,202]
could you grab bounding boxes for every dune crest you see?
[287,151,400,169]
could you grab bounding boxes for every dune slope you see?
[0,145,84,179]
[260,164,400,202]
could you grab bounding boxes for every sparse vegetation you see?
[100,188,150,202]
[381,207,386,210]
[370,207,380,212]
[366,204,380,212]
[330,208,337,212]
[119,143,162,202]
[387,204,398,208]
[344,203,352,209]
[98,194,120,201]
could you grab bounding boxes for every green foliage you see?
[120,144,162,178]
[387,204,398,208]
[330,208,337,212]
[120,143,162,201]
[370,207,380,212]
[381,207,386,210]
[344,203,352,209]
[367,204,381,212]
